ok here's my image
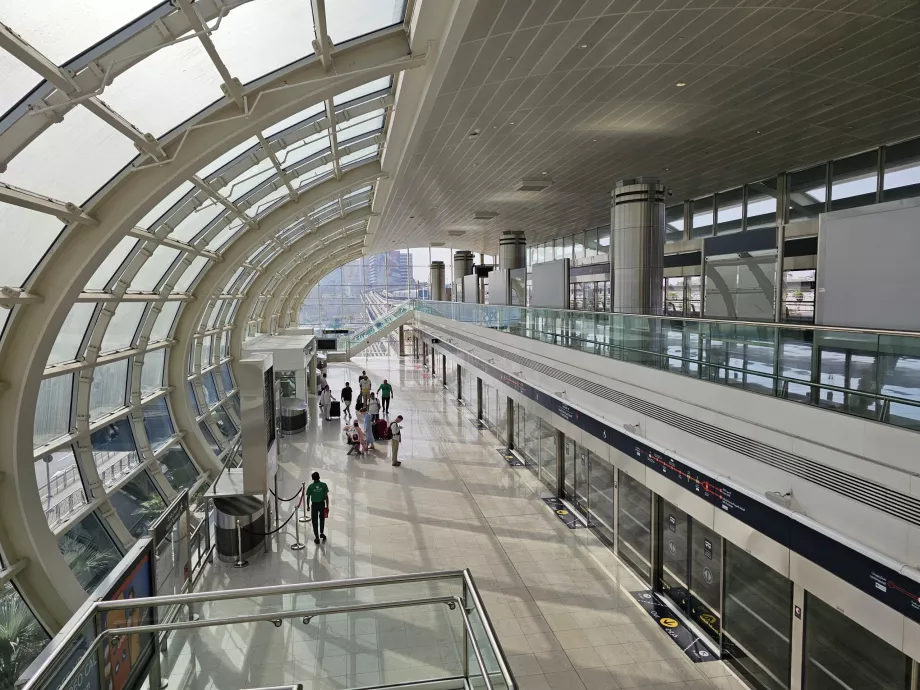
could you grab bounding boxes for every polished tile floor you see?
[164,357,746,690]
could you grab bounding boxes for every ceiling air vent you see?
[473,210,499,220]
[447,230,465,237]
[430,241,446,246]
[518,179,553,192]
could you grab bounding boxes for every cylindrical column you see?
[610,178,666,314]
[453,251,474,302]
[430,261,446,301]
[499,231,526,270]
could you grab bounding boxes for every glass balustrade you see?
[415,301,920,433]
[22,570,513,690]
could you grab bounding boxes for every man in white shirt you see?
[389,415,403,467]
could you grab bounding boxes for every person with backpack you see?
[360,405,376,451]
[341,382,353,420]
[377,379,394,415]
[359,372,372,403]
[367,393,380,422]
[305,472,329,544]
[389,415,403,467]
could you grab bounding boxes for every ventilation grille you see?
[424,325,920,528]
[517,180,553,192]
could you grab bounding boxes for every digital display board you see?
[263,366,276,451]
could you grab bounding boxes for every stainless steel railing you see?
[23,569,515,690]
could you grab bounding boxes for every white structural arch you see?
[0,0,475,641]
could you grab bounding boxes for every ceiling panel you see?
[373,0,920,253]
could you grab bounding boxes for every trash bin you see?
[213,496,265,563]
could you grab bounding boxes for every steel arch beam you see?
[0,29,418,626]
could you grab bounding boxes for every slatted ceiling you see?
[376,0,920,251]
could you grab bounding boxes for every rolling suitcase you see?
[329,400,341,418]
[373,419,388,440]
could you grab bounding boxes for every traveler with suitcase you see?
[367,393,380,422]
[389,416,403,467]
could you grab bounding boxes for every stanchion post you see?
[299,482,309,523]
[233,518,249,568]
[291,486,306,550]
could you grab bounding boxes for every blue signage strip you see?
[428,334,920,625]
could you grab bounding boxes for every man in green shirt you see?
[305,472,329,544]
[377,379,394,415]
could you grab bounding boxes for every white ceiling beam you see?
[256,133,298,202]
[190,176,258,229]
[174,0,245,109]
[0,182,98,225]
[75,292,193,303]
[0,287,42,308]
[310,0,333,72]
[82,100,167,160]
[0,23,78,94]
[127,228,221,259]
[325,99,342,180]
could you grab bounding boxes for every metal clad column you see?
[430,261,445,301]
[499,231,526,270]
[453,251,474,302]
[611,178,666,314]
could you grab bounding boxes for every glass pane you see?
[211,405,238,442]
[723,542,792,690]
[326,0,404,43]
[144,398,175,451]
[804,593,909,690]
[198,421,220,455]
[883,137,920,201]
[85,237,136,290]
[140,348,166,396]
[831,151,878,211]
[1,105,137,205]
[99,302,146,353]
[101,40,224,138]
[2,0,162,64]
[716,188,744,235]
[211,0,315,84]
[36,446,86,531]
[173,257,210,293]
[110,472,166,539]
[0,205,63,288]
[746,179,778,231]
[658,499,689,614]
[691,196,713,238]
[149,301,181,342]
[587,451,614,542]
[158,445,199,492]
[89,360,128,420]
[48,303,96,365]
[58,513,121,593]
[665,205,684,243]
[129,246,181,291]
[584,229,598,257]
[598,229,610,254]
[221,362,234,392]
[787,164,827,221]
[137,181,196,230]
[689,521,721,643]
[90,418,141,489]
[202,373,220,406]
[333,76,391,106]
[34,374,73,447]
[0,581,50,685]
[0,50,40,119]
[617,472,651,584]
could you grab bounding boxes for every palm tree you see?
[59,534,120,592]
[0,586,50,689]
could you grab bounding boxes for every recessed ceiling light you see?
[505,56,514,61]
[664,167,670,171]
[541,171,548,175]
[468,129,480,137]
[578,43,590,49]
[676,81,687,87]
[755,130,761,134]
[509,121,515,125]
[592,138,597,142]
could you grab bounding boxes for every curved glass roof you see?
[0,0,410,679]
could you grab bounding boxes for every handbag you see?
[323,507,329,519]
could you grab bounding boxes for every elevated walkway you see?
[326,302,414,361]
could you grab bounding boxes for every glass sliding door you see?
[804,593,910,690]
[574,444,590,520]
[617,473,652,584]
[689,520,722,643]
[722,543,792,690]
[588,450,614,542]
[658,500,690,612]
[539,422,557,493]
[563,436,576,500]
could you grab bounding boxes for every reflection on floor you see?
[166,358,746,690]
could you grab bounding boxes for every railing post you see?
[233,518,248,568]
[462,577,470,682]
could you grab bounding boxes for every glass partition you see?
[617,472,651,584]
[57,513,122,593]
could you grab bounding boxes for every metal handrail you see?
[211,435,242,493]
[26,569,515,690]
[420,299,920,338]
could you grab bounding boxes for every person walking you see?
[389,415,403,467]
[359,406,376,451]
[305,472,329,544]
[341,382,353,420]
[320,385,332,422]
[359,372,372,402]
[367,393,380,422]
[377,379,393,416]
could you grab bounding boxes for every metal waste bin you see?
[214,496,265,563]
[281,398,307,434]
